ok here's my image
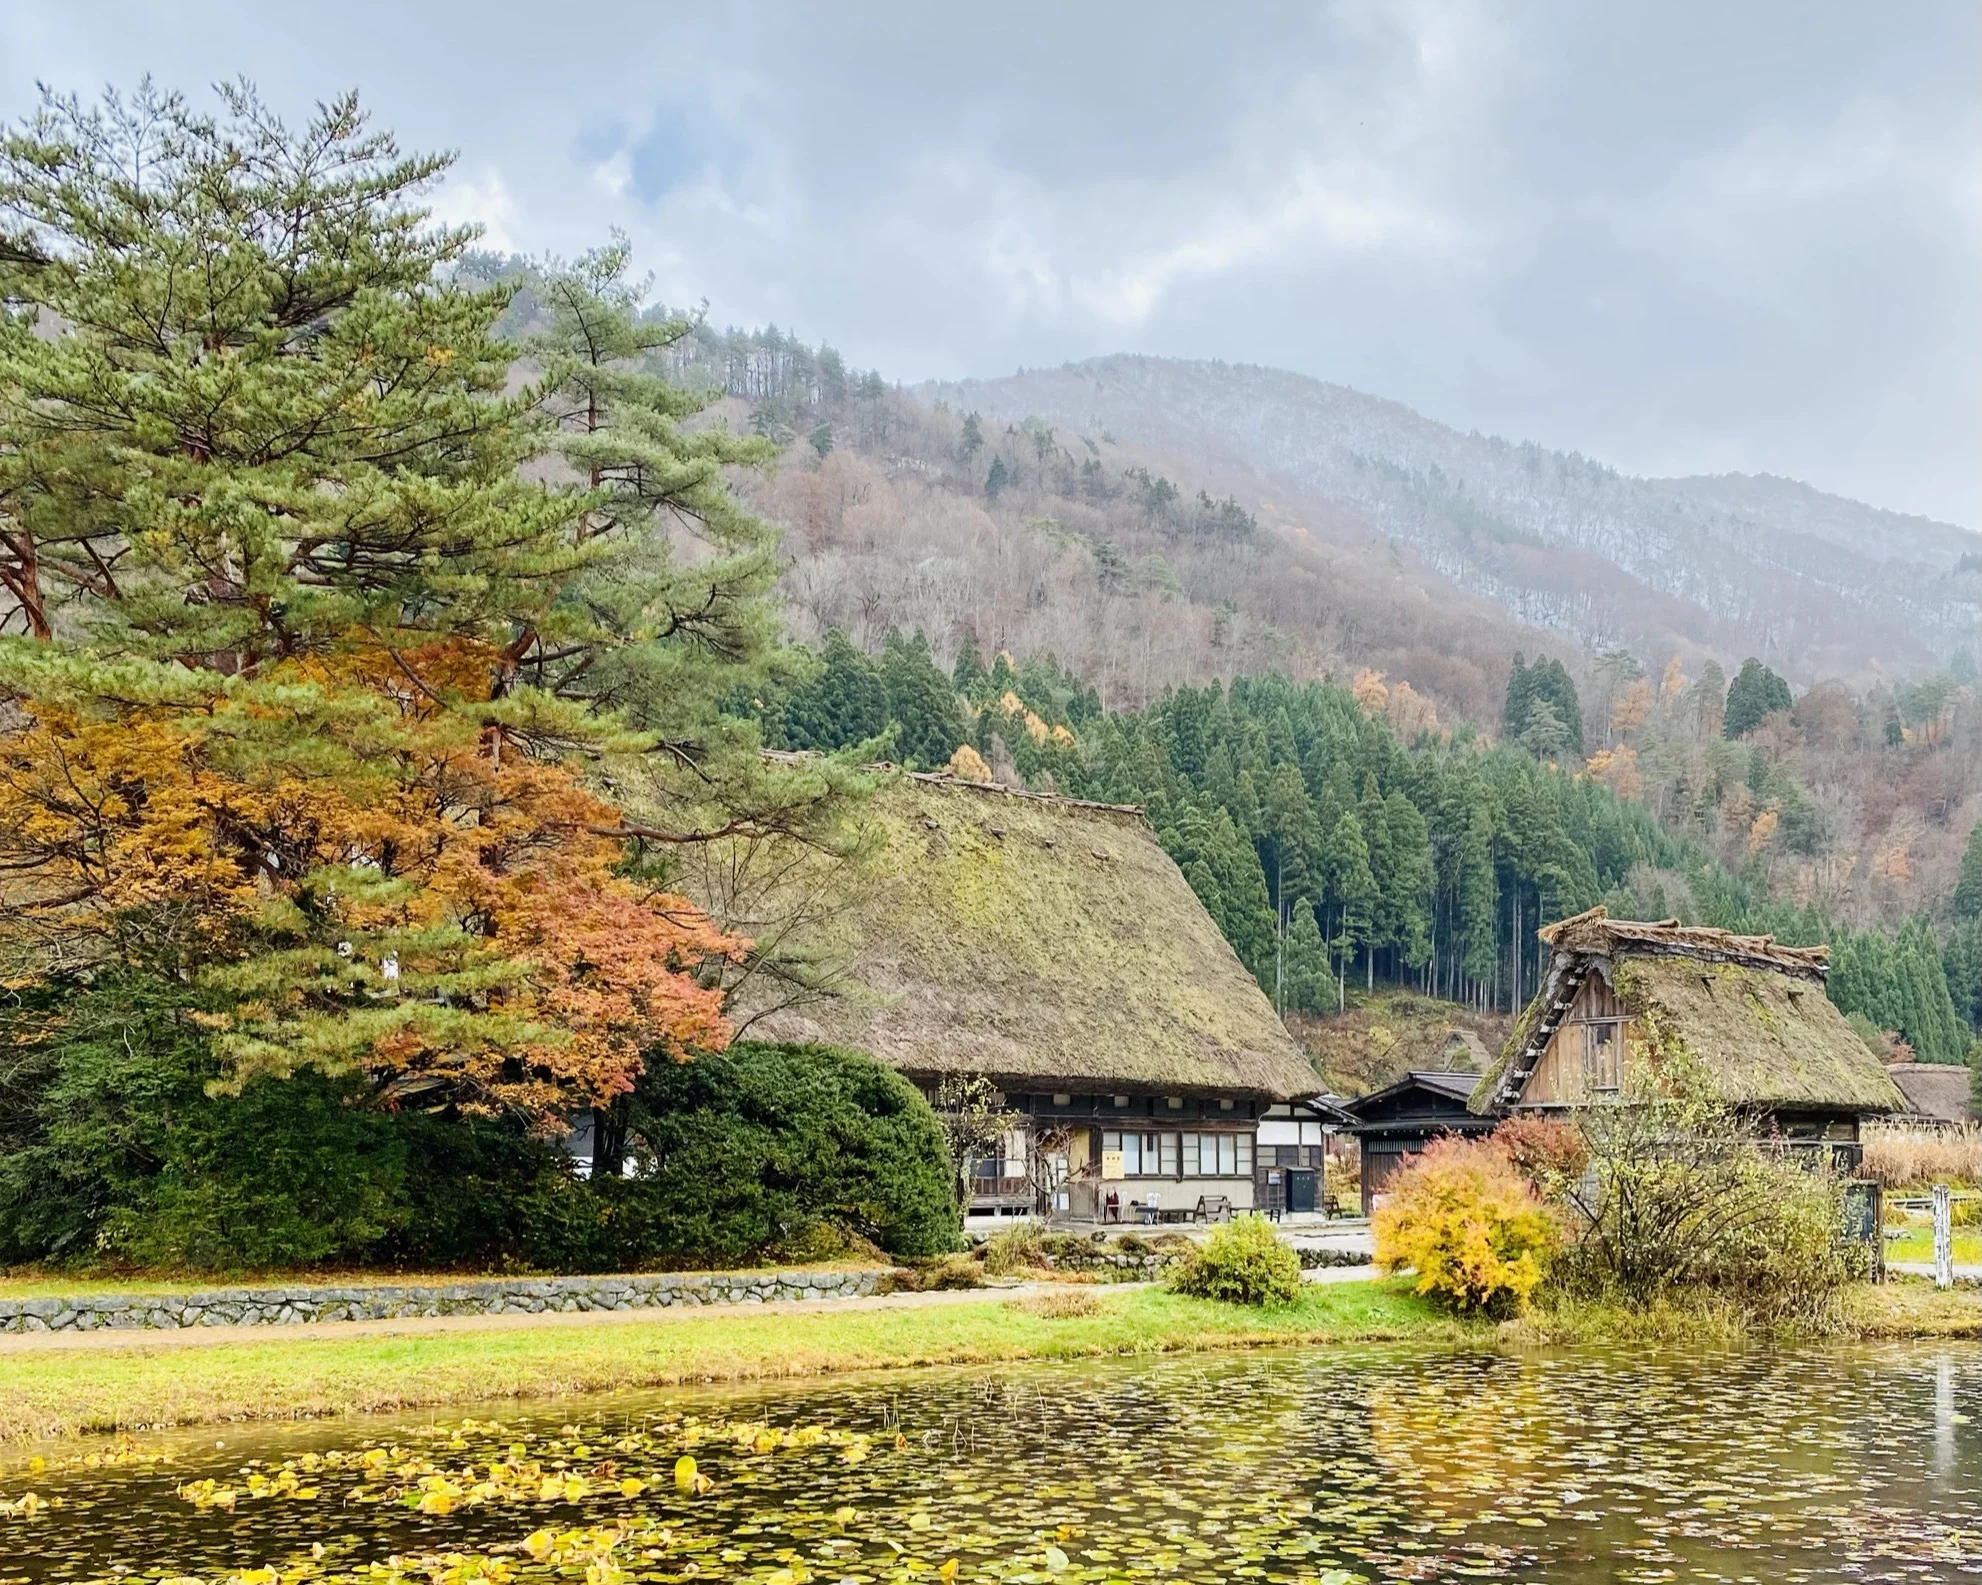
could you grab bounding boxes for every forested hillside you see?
[747,636,1977,1071]
[470,265,1979,1069]
[928,358,1982,685]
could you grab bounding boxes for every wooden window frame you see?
[1581,1019,1623,1093]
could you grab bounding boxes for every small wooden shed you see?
[1335,1071,1499,1217]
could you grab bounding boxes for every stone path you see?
[1888,1260,1982,1285]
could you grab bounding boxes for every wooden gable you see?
[1517,968,1636,1108]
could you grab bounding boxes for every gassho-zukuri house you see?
[1468,907,1908,1168]
[747,771,1327,1219]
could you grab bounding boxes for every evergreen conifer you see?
[1723,658,1793,739]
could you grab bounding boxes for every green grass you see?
[5,1275,1968,1447]
[1885,1227,1981,1265]
[0,1280,1465,1445]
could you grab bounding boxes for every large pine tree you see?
[0,85,818,1129]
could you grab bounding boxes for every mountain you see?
[922,357,1982,684]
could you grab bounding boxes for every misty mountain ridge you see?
[922,355,1981,684]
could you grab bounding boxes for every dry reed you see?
[1860,1121,1981,1189]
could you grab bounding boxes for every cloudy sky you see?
[6,2,1979,525]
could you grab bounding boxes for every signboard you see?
[1100,1150,1124,1181]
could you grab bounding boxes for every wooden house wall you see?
[1520,972,1635,1107]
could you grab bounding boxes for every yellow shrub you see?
[1373,1136,1560,1316]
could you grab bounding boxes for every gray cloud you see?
[5,0,1977,524]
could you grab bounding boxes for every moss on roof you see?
[747,774,1318,1098]
[1471,908,1908,1117]
[1618,956,1907,1113]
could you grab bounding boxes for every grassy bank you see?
[0,1280,1460,1443]
[3,1276,1970,1447]
[1504,1277,1979,1347]
[1885,1226,1981,1265]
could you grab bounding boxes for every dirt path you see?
[0,1265,1382,1356]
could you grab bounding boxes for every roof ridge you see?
[757,748,1147,817]
[899,767,1147,817]
[1538,904,1830,974]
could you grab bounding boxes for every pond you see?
[5,1341,1978,1583]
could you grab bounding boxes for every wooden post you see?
[1932,1183,1953,1290]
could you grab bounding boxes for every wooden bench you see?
[1194,1195,1234,1224]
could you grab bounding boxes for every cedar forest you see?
[0,86,1973,1273]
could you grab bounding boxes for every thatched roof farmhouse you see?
[1884,1061,1976,1126]
[1471,908,1907,1142]
[750,771,1319,1216]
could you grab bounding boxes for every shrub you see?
[0,990,955,1274]
[0,980,417,1270]
[1556,1082,1856,1330]
[911,1252,986,1290]
[1171,1215,1301,1305]
[1492,1114,1589,1190]
[1372,1136,1559,1316]
[624,1041,960,1265]
[982,1221,1045,1276]
[1009,1289,1103,1319]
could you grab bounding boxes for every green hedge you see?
[0,983,954,1272]
[622,1040,959,1263]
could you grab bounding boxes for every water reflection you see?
[4,1341,1978,1583]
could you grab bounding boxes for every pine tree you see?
[1503,655,1582,756]
[1898,917,1966,1064]
[984,456,1010,500]
[1456,805,1501,995]
[778,630,887,750]
[1360,781,1397,987]
[1502,654,1534,741]
[1518,699,1573,760]
[1208,812,1279,988]
[1258,761,1319,917]
[1326,811,1377,1003]
[1943,919,1982,1034]
[1530,659,1584,753]
[0,85,772,1127]
[1383,792,1435,973]
[951,635,988,700]
[520,238,846,851]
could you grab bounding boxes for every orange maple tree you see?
[0,640,746,1128]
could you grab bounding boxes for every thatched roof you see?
[1886,1062,1976,1124]
[747,772,1318,1099]
[1472,907,1907,1117]
[1536,908,1831,978]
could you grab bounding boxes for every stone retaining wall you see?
[1038,1246,1371,1279]
[0,1268,889,1332]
